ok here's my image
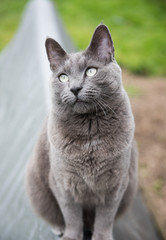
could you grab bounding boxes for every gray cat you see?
[26,24,138,240]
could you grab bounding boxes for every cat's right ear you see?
[45,38,67,71]
[85,24,114,63]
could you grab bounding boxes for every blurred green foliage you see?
[0,0,166,76]
[153,178,164,194]
[54,0,166,76]
[0,0,27,50]
[124,84,143,97]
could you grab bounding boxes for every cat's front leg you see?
[55,190,83,240]
[93,183,127,240]
[92,204,115,240]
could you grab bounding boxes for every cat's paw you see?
[61,234,83,240]
[92,238,114,240]
[92,233,114,240]
[61,237,77,240]
[52,226,64,237]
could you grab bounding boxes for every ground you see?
[123,70,166,239]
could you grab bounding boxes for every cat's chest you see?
[64,155,120,204]
[50,121,131,203]
[54,143,122,204]
[64,138,112,179]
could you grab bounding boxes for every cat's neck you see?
[50,100,123,140]
[48,92,134,156]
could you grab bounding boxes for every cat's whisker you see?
[98,98,119,118]
[101,88,121,98]
[63,97,71,104]
[94,99,107,116]
[101,92,121,98]
[85,94,97,98]
[94,104,98,117]
[97,98,114,115]
[101,101,117,116]
[85,91,98,95]
[62,95,69,102]
[86,96,112,117]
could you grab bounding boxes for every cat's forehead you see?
[65,52,86,70]
[63,51,98,73]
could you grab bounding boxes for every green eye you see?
[86,67,97,77]
[59,74,69,82]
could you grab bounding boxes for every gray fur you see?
[25,25,138,240]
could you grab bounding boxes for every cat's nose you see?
[70,87,82,96]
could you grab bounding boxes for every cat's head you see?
[45,24,122,115]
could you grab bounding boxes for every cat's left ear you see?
[86,24,114,63]
[45,38,67,71]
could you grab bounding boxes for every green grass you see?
[0,0,28,50]
[0,0,166,76]
[54,0,166,76]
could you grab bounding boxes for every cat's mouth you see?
[71,96,94,114]
[74,97,90,104]
[75,98,84,103]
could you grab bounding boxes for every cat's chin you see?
[71,101,94,114]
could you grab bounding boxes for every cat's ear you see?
[45,38,67,71]
[86,24,114,63]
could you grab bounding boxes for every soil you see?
[122,70,166,239]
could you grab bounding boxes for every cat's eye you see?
[86,67,97,77]
[59,74,69,83]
